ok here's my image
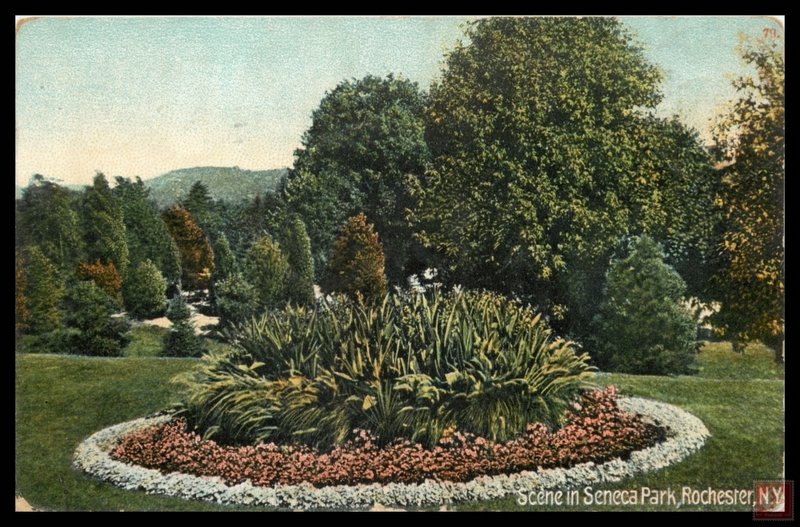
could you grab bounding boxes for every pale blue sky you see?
[15,16,782,187]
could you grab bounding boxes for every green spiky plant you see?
[175,288,593,449]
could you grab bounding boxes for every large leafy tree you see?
[284,74,430,283]
[16,174,85,272]
[81,173,129,276]
[162,205,215,291]
[709,37,784,354]
[113,177,182,283]
[411,17,715,335]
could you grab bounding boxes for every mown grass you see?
[15,341,784,511]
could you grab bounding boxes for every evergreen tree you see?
[591,236,698,375]
[21,245,64,335]
[113,177,182,283]
[281,216,315,305]
[212,232,236,283]
[15,253,30,334]
[16,174,85,272]
[183,181,220,237]
[163,294,204,357]
[61,280,130,356]
[122,259,168,319]
[244,235,289,309]
[81,173,129,276]
[321,213,387,303]
[162,205,215,290]
[215,273,260,327]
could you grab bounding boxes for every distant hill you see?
[144,166,288,208]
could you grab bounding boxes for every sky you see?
[15,15,783,188]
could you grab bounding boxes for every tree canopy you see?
[708,37,784,353]
[81,173,129,276]
[284,74,430,283]
[411,17,715,335]
[16,175,85,272]
[162,205,215,290]
[113,177,182,283]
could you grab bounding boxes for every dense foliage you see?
[81,173,129,277]
[284,74,430,282]
[176,289,592,449]
[15,174,85,272]
[709,37,784,354]
[20,245,65,335]
[61,280,131,356]
[411,17,716,337]
[215,273,260,328]
[591,236,698,375]
[244,235,289,310]
[163,294,205,357]
[162,205,215,290]
[123,260,168,320]
[321,213,387,303]
[78,260,123,306]
[281,217,315,306]
[113,177,182,283]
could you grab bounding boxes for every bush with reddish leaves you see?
[111,387,665,488]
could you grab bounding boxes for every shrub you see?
[61,280,130,356]
[321,213,387,303]
[591,236,699,375]
[166,293,192,323]
[163,294,204,357]
[20,245,64,335]
[215,273,260,327]
[114,387,662,486]
[244,235,289,310]
[123,259,168,319]
[77,260,123,305]
[176,288,593,449]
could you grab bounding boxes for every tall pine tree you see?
[113,177,182,283]
[21,245,65,335]
[82,173,129,276]
[281,216,315,305]
[16,175,85,272]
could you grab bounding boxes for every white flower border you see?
[73,397,709,510]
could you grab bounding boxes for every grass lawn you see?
[16,341,784,511]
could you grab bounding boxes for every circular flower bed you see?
[73,390,710,509]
